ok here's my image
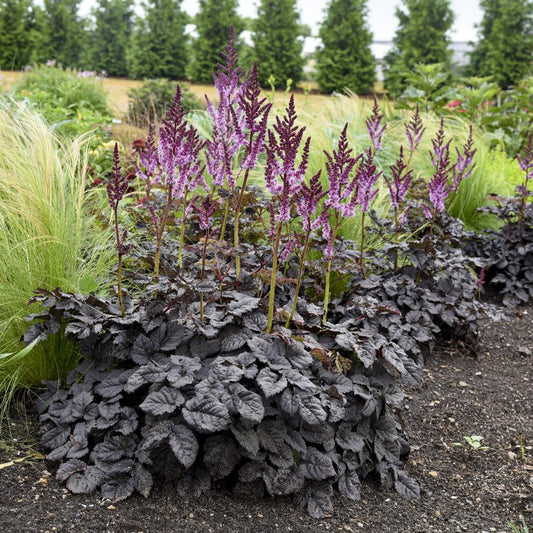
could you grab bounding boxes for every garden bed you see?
[1,301,531,533]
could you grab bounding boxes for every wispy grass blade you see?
[0,98,113,410]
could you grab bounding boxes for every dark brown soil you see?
[1,304,532,533]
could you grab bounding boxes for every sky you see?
[79,0,483,43]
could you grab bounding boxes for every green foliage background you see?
[252,0,304,88]
[384,0,455,96]
[467,0,533,88]
[316,0,376,95]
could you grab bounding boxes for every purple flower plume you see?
[159,86,206,199]
[206,26,247,188]
[384,146,413,208]
[296,171,327,232]
[107,143,129,210]
[265,95,310,222]
[239,63,272,170]
[212,25,243,102]
[405,106,425,152]
[366,98,386,152]
[452,125,477,192]
[427,119,451,215]
[355,149,382,212]
[136,124,160,186]
[194,196,218,231]
[324,123,361,216]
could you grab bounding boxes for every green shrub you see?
[14,64,110,116]
[126,78,203,128]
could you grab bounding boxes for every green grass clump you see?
[0,99,114,416]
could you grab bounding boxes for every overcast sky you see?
[79,0,483,42]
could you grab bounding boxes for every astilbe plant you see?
[22,30,512,520]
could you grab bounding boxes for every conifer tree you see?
[468,0,533,88]
[384,0,454,96]
[189,0,241,84]
[129,0,189,80]
[0,0,36,69]
[316,0,376,94]
[39,0,88,68]
[252,0,304,88]
[90,0,134,77]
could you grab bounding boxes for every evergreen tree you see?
[0,0,36,70]
[129,0,189,80]
[468,0,533,88]
[39,0,88,67]
[252,0,304,88]
[384,0,454,96]
[90,0,134,77]
[189,0,241,84]
[316,0,376,94]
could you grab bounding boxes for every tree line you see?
[0,0,531,94]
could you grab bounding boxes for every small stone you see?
[448,417,455,423]
[52,528,57,532]
[412,460,417,466]
[107,505,116,510]
[62,494,67,500]
[257,513,263,518]
[38,477,48,486]
[429,471,439,478]
[458,381,468,387]
[508,451,517,460]
[435,510,442,518]
[189,513,194,519]
[343,526,353,531]
[518,347,532,356]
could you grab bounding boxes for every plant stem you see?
[233,131,254,279]
[154,187,174,281]
[199,228,210,322]
[178,193,188,269]
[286,230,311,328]
[113,206,125,317]
[266,222,283,334]
[234,168,251,279]
[219,199,229,242]
[393,206,399,273]
[323,218,339,325]
[359,211,367,279]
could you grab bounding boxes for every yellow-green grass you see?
[0,99,114,416]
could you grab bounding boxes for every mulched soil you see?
[1,303,531,533]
